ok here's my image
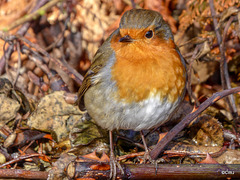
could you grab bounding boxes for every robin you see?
[78,8,186,179]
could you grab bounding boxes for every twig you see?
[0,32,83,85]
[187,44,202,106]
[17,35,83,84]
[0,0,49,75]
[3,40,11,79]
[130,0,136,8]
[209,0,238,118]
[209,0,222,44]
[13,42,21,87]
[164,145,227,159]
[21,140,35,154]
[21,45,52,75]
[210,145,227,158]
[2,0,64,32]
[123,0,141,8]
[118,152,145,161]
[45,8,70,51]
[222,16,238,119]
[150,86,240,160]
[222,17,234,44]
[0,154,45,168]
[117,135,145,150]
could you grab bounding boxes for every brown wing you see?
[77,61,103,111]
[77,29,118,111]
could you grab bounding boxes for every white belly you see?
[84,84,180,131]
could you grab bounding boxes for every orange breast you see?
[110,33,186,103]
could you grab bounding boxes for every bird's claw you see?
[142,150,164,175]
[109,151,124,180]
[143,150,152,163]
[109,158,124,180]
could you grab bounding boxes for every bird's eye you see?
[145,30,153,39]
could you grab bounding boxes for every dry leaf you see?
[199,153,219,164]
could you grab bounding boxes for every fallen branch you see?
[66,161,240,179]
[150,87,240,160]
[0,169,48,179]
[0,154,46,168]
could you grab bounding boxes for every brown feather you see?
[77,30,119,110]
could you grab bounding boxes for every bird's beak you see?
[119,35,133,42]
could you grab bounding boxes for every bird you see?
[78,8,186,179]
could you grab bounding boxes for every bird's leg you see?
[109,130,116,179]
[109,130,124,179]
[140,130,162,175]
[140,130,152,163]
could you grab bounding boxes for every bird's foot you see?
[142,150,164,175]
[143,149,152,163]
[109,154,124,180]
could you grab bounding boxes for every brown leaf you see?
[100,152,110,162]
[157,132,168,143]
[199,153,219,164]
[82,150,101,161]
[8,130,48,147]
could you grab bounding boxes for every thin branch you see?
[187,44,202,106]
[17,35,83,84]
[0,0,49,75]
[0,32,83,85]
[209,0,238,118]
[2,0,64,32]
[123,0,141,8]
[13,42,21,87]
[150,86,240,160]
[0,154,45,168]
[117,152,145,161]
[209,0,222,44]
